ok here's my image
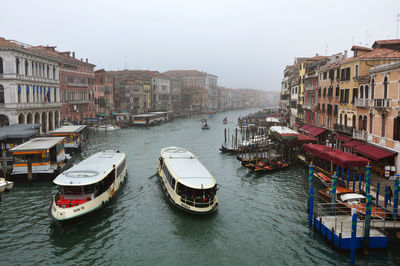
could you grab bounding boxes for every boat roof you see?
[10,137,65,152]
[161,147,216,189]
[270,126,298,134]
[0,124,40,141]
[266,117,280,123]
[54,150,126,186]
[133,114,156,118]
[49,125,87,134]
[150,112,167,115]
[340,193,366,202]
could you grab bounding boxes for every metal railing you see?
[334,123,353,134]
[180,196,216,208]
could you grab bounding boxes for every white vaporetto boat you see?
[158,147,218,214]
[51,150,127,221]
[97,125,120,132]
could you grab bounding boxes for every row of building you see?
[0,37,278,133]
[279,38,400,174]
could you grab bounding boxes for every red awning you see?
[343,140,364,149]
[300,124,312,131]
[308,127,326,137]
[294,123,301,128]
[296,134,317,144]
[336,134,352,143]
[302,144,370,168]
[353,143,396,161]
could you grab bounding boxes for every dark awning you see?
[343,140,364,149]
[308,127,326,137]
[354,143,396,161]
[336,134,352,143]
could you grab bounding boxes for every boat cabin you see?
[49,125,88,152]
[10,137,68,177]
[150,112,168,122]
[132,114,158,126]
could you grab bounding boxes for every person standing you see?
[388,186,393,205]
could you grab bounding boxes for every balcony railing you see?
[67,82,89,87]
[353,129,367,141]
[334,123,353,135]
[355,98,371,108]
[373,99,391,108]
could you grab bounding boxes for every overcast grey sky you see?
[1,0,399,90]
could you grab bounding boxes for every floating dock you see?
[314,214,387,250]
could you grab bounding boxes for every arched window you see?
[365,85,369,99]
[53,66,55,80]
[344,114,348,127]
[0,57,3,74]
[25,60,28,75]
[360,85,364,98]
[371,79,375,99]
[352,115,356,128]
[16,58,20,75]
[363,115,368,131]
[383,76,388,98]
[47,65,49,78]
[0,85,4,103]
[31,62,35,76]
[358,115,363,130]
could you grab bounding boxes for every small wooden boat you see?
[219,145,236,153]
[223,117,227,124]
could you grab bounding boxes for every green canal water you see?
[0,109,399,265]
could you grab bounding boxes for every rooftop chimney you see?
[344,50,348,59]
[72,52,75,58]
[85,58,88,63]
[316,53,319,56]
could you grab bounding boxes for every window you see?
[355,65,359,78]
[340,89,344,103]
[0,57,3,74]
[0,85,4,103]
[394,117,400,141]
[334,105,338,116]
[329,70,334,80]
[352,88,357,103]
[25,60,28,76]
[383,76,388,98]
[345,89,350,103]
[371,79,375,99]
[16,58,20,75]
[323,87,326,97]
[365,85,369,99]
[335,85,340,97]
[336,68,340,80]
[359,85,364,98]
[323,72,327,80]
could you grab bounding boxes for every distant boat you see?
[0,178,13,191]
[202,123,209,130]
[97,125,120,132]
[223,117,227,124]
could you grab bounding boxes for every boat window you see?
[14,152,48,163]
[63,186,83,195]
[96,169,115,196]
[83,184,96,194]
[117,158,126,177]
[162,163,176,190]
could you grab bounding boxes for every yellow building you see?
[337,44,400,138]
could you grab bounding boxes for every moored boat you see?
[96,124,120,131]
[157,147,218,214]
[202,123,209,130]
[48,125,89,153]
[0,177,13,191]
[50,150,127,222]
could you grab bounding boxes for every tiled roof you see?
[351,45,372,52]
[341,48,400,64]
[372,39,400,48]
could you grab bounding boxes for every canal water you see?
[0,109,399,265]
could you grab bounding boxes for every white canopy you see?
[266,117,280,123]
[269,126,298,135]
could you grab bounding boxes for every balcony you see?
[353,129,367,141]
[373,99,391,108]
[355,98,371,108]
[0,102,62,110]
[334,123,353,135]
[67,100,90,104]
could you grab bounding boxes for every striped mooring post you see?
[376,182,380,208]
[308,163,314,189]
[366,163,371,195]
[350,209,357,265]
[394,175,399,219]
[308,187,314,228]
[341,167,345,187]
[331,173,338,215]
[384,185,388,209]
[347,169,350,189]
[363,194,372,252]
[353,172,356,192]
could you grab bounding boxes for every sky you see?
[1,0,399,91]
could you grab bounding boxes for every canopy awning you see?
[336,134,352,143]
[302,144,370,168]
[353,143,396,161]
[308,127,326,137]
[343,140,364,149]
[296,134,317,144]
[300,124,312,131]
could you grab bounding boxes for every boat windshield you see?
[177,182,217,208]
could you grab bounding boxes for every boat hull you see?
[51,166,127,222]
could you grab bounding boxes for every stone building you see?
[0,37,61,133]
[94,69,114,115]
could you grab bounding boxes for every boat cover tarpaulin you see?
[353,143,396,161]
[302,144,370,168]
[336,134,352,143]
[343,140,364,149]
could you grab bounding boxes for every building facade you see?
[0,38,61,133]
[94,69,114,115]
